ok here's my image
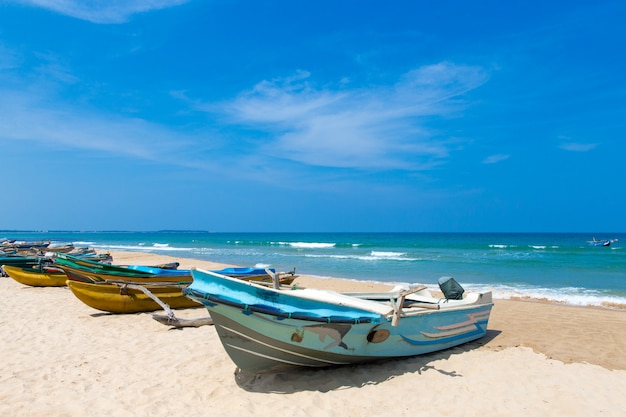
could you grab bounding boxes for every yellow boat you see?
[66,280,199,313]
[2,264,67,287]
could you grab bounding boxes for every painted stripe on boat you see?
[225,344,333,368]
[219,324,352,366]
[401,321,488,346]
[420,324,479,338]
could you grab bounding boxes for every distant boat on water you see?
[587,238,617,247]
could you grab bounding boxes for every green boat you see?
[54,253,192,283]
[1,256,49,276]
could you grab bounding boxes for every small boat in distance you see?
[587,238,618,247]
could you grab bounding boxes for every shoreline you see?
[2,250,626,417]
[103,248,626,309]
[103,250,626,370]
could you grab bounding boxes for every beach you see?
[2,251,626,417]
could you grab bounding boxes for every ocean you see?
[3,231,625,309]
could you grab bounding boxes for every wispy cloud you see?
[482,154,510,164]
[0,44,21,71]
[1,39,490,185]
[200,62,489,171]
[0,43,211,167]
[0,87,198,161]
[11,0,189,24]
[559,142,598,152]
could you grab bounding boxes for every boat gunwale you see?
[187,268,493,325]
[184,287,378,324]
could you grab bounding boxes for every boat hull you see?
[202,302,491,373]
[185,270,493,373]
[66,280,199,313]
[2,265,67,287]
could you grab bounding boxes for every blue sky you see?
[1,0,624,232]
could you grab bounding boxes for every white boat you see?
[587,238,617,247]
[184,270,493,373]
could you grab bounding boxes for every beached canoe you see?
[184,270,493,373]
[65,265,296,314]
[57,253,296,286]
[0,256,47,273]
[1,240,50,251]
[66,280,199,313]
[54,254,193,283]
[55,253,188,274]
[59,264,191,284]
[2,264,67,287]
[42,243,75,253]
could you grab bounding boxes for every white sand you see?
[1,251,625,417]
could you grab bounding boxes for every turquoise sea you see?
[3,231,625,308]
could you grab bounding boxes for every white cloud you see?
[482,154,510,164]
[559,142,597,152]
[210,62,489,171]
[12,0,189,24]
[1,41,490,182]
[0,42,214,169]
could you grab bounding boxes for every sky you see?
[0,0,624,232]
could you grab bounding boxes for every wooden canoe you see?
[0,256,44,271]
[59,263,192,284]
[58,259,295,286]
[54,253,198,286]
[64,267,298,314]
[2,264,67,287]
[66,280,199,313]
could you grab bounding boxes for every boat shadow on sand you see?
[234,329,502,393]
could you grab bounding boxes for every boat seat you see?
[344,284,426,301]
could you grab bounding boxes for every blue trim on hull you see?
[185,287,379,324]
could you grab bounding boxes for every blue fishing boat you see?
[184,270,493,373]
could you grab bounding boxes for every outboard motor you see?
[438,276,464,300]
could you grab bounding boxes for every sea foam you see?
[469,284,626,310]
[288,242,336,249]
